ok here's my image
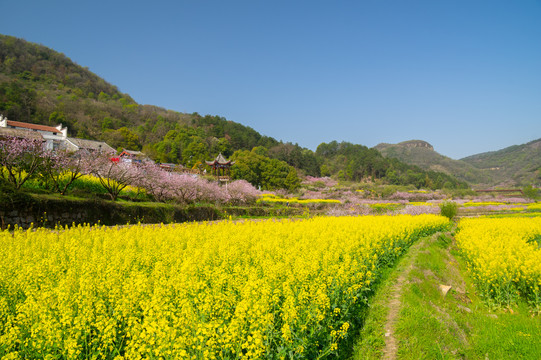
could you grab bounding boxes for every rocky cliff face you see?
[397,140,434,151]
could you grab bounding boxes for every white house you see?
[0,114,67,150]
[0,115,115,154]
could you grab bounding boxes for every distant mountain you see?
[461,138,541,187]
[317,140,468,189]
[374,140,493,185]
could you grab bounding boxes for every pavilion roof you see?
[205,153,234,166]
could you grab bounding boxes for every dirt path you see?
[381,234,433,360]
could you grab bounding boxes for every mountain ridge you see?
[460,138,541,186]
[375,138,541,186]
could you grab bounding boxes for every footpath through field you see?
[352,229,541,359]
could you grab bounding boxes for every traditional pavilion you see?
[206,153,234,179]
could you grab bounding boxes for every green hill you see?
[461,138,541,187]
[0,34,468,190]
[0,34,284,166]
[374,140,493,185]
[317,141,468,189]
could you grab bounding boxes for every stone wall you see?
[0,208,87,229]
[0,195,303,229]
[0,196,222,229]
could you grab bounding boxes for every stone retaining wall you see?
[0,196,303,229]
[0,196,221,229]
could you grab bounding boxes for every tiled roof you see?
[0,127,44,140]
[206,153,233,165]
[6,120,61,133]
[121,149,145,156]
[67,138,116,153]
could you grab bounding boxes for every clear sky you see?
[1,0,540,159]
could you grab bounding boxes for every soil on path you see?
[381,234,434,360]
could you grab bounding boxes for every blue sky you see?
[1,0,540,159]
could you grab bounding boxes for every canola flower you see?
[408,202,435,207]
[257,194,341,205]
[527,203,541,211]
[456,217,541,308]
[462,201,507,207]
[0,215,447,359]
[73,174,142,194]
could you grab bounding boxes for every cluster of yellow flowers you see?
[456,217,541,307]
[75,174,142,194]
[407,202,435,207]
[0,215,447,359]
[257,194,341,205]
[462,201,507,207]
[527,203,541,211]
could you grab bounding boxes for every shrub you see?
[439,201,458,220]
[523,185,540,200]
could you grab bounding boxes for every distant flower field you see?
[0,215,447,359]
[257,193,341,205]
[456,217,541,308]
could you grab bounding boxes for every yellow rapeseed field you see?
[456,217,541,308]
[0,215,447,359]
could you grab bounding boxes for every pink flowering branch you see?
[91,154,143,201]
[41,150,95,195]
[0,136,47,189]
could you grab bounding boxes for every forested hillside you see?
[317,141,467,189]
[375,140,493,185]
[0,34,467,190]
[461,138,541,186]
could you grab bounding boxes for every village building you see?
[65,137,116,154]
[0,115,67,150]
[0,126,44,142]
[0,115,117,156]
[158,163,180,172]
[118,149,154,164]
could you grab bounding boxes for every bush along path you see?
[352,228,541,359]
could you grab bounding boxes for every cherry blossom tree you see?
[227,179,260,205]
[0,136,47,189]
[40,150,95,195]
[133,163,172,202]
[90,155,143,201]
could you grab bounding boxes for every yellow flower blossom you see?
[0,215,447,358]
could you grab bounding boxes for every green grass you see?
[350,265,396,359]
[352,228,541,359]
[351,232,436,359]
[400,233,540,359]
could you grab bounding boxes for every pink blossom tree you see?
[131,162,171,201]
[41,150,95,195]
[90,155,143,201]
[0,136,47,189]
[226,180,260,205]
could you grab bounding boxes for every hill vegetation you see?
[0,34,467,190]
[317,141,467,189]
[461,138,541,187]
[375,140,493,185]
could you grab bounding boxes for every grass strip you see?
[352,229,541,359]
